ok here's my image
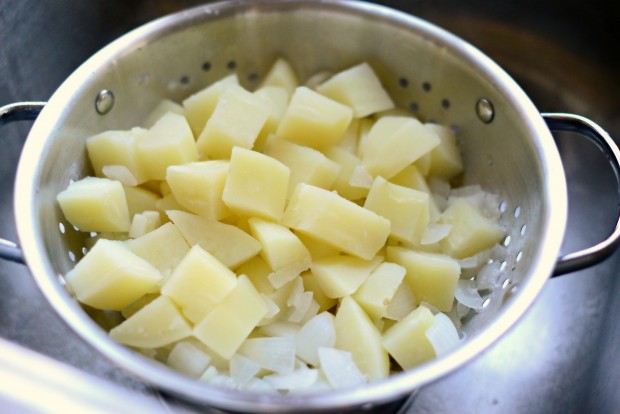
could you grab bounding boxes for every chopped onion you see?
[167,341,212,378]
[425,313,460,357]
[476,260,502,290]
[238,336,296,374]
[287,291,314,323]
[244,377,276,393]
[455,280,484,309]
[286,277,305,307]
[421,223,452,245]
[102,165,138,186]
[258,321,301,338]
[457,255,479,269]
[428,177,451,198]
[349,165,373,189]
[318,347,366,389]
[199,365,219,383]
[385,282,416,321]
[257,293,280,326]
[268,259,310,289]
[230,354,261,385]
[298,299,320,325]
[263,368,319,391]
[207,372,238,390]
[295,312,336,366]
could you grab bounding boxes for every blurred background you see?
[0,1,619,412]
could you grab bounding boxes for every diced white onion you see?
[268,259,310,289]
[457,255,479,269]
[287,291,314,323]
[199,365,219,383]
[455,280,484,309]
[230,354,261,385]
[257,293,280,326]
[244,377,276,393]
[476,260,502,290]
[318,347,366,389]
[167,341,212,378]
[425,312,460,357]
[258,321,301,338]
[286,277,305,307]
[421,223,452,245]
[102,165,138,186]
[295,312,336,366]
[385,282,416,321]
[349,165,373,188]
[298,299,320,325]
[263,368,319,391]
[238,336,296,374]
[207,373,238,390]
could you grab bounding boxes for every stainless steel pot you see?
[1,1,619,412]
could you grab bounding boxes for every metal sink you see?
[1,1,618,412]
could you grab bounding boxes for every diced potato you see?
[182,74,239,136]
[167,210,261,269]
[136,112,199,181]
[236,256,275,295]
[259,57,299,96]
[65,239,161,310]
[310,254,382,299]
[389,165,440,221]
[126,222,190,280]
[110,296,192,348]
[301,270,338,312]
[316,62,394,118]
[145,99,185,128]
[323,146,369,201]
[439,198,505,259]
[414,152,432,177]
[155,193,188,220]
[86,128,148,185]
[248,217,311,272]
[387,246,460,312]
[276,87,353,149]
[124,185,161,219]
[222,147,290,222]
[196,85,270,159]
[167,341,212,378]
[362,116,440,179]
[296,232,340,261]
[382,306,435,370]
[162,245,238,324]
[57,177,130,232]
[336,118,359,154]
[166,161,231,220]
[120,292,159,319]
[128,210,161,238]
[335,296,389,380]
[364,176,430,244]
[253,86,289,151]
[282,184,390,260]
[194,275,268,359]
[355,117,374,159]
[263,135,341,195]
[426,124,463,180]
[352,262,406,320]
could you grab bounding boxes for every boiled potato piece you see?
[166,161,231,220]
[145,99,185,128]
[389,165,440,221]
[301,270,338,312]
[110,295,192,348]
[182,74,239,136]
[335,296,389,380]
[253,86,289,151]
[222,147,290,222]
[426,124,463,180]
[259,57,299,96]
[194,275,268,359]
[136,112,199,181]
[387,246,460,312]
[324,146,369,201]
[276,86,353,149]
[282,184,390,260]
[167,341,212,378]
[124,185,161,219]
[296,232,340,261]
[236,256,275,295]
[382,305,435,370]
[310,254,382,299]
[128,210,161,239]
[162,245,238,324]
[86,128,148,184]
[57,176,130,232]
[196,85,270,159]
[352,262,406,320]
[316,62,394,118]
[65,239,161,310]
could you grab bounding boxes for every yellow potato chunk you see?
[110,296,192,348]
[302,270,338,312]
[253,86,289,150]
[248,217,311,272]
[196,85,270,159]
[167,210,261,269]
[352,262,406,320]
[362,116,440,179]
[276,86,353,149]
[263,135,341,195]
[389,165,440,221]
[128,210,161,239]
[166,161,231,220]
[310,254,382,299]
[324,146,369,201]
[145,99,185,128]
[136,112,199,181]
[57,176,130,232]
[124,185,161,219]
[194,275,268,359]
[382,306,435,370]
[364,176,430,244]
[182,74,239,136]
[282,184,390,260]
[162,245,238,324]
[236,256,275,295]
[439,198,505,259]
[335,296,389,380]
[86,129,148,184]
[426,124,463,180]
[296,232,340,261]
[259,57,299,96]
[316,62,394,118]
[65,239,161,310]
[387,246,460,312]
[222,147,290,222]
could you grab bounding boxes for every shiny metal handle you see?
[0,102,46,264]
[543,113,620,276]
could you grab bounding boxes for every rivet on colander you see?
[95,89,114,115]
[476,98,495,123]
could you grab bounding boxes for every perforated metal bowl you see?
[1,1,619,412]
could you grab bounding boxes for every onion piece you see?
[318,347,366,389]
[425,312,460,357]
[476,260,502,290]
[349,165,373,188]
[258,321,301,338]
[230,354,261,385]
[455,280,484,309]
[287,291,314,323]
[263,368,319,392]
[385,282,416,321]
[238,336,296,374]
[421,223,452,245]
[295,312,336,366]
[244,377,276,393]
[167,341,212,378]
[102,165,138,186]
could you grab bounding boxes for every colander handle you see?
[0,102,46,264]
[543,113,620,276]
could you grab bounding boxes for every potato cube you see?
[65,239,161,310]
[155,194,188,221]
[86,129,148,184]
[236,256,275,295]
[162,245,238,323]
[362,116,440,179]
[282,184,390,260]
[194,275,268,359]
[248,217,311,271]
[57,176,130,232]
[310,254,382,299]
[426,124,463,180]
[263,136,341,195]
[439,199,505,259]
[182,74,239,136]
[364,176,430,244]
[276,87,353,149]
[124,185,161,219]
[323,146,369,201]
[167,341,212,378]
[301,271,338,312]
[335,296,389,380]
[253,86,289,150]
[166,161,231,220]
[145,99,185,128]
[136,112,199,181]
[296,232,340,261]
[382,306,435,370]
[316,62,394,118]
[128,210,161,238]
[222,147,290,221]
[196,85,270,159]
[110,296,191,348]
[387,246,460,312]
[390,165,440,221]
[352,262,406,320]
[259,57,299,96]
[167,210,261,269]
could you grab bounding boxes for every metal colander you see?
[1,0,619,412]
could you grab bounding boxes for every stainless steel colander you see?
[1,0,619,412]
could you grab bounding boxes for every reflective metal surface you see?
[0,0,618,413]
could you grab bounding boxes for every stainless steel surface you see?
[0,0,618,413]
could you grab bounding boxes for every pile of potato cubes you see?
[56,59,505,392]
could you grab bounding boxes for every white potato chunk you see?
[352,262,406,320]
[86,129,148,184]
[128,210,161,238]
[323,146,369,201]
[382,306,435,370]
[145,99,185,128]
[167,341,212,378]
[426,124,464,180]
[310,254,382,299]
[182,74,239,136]
[259,57,299,96]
